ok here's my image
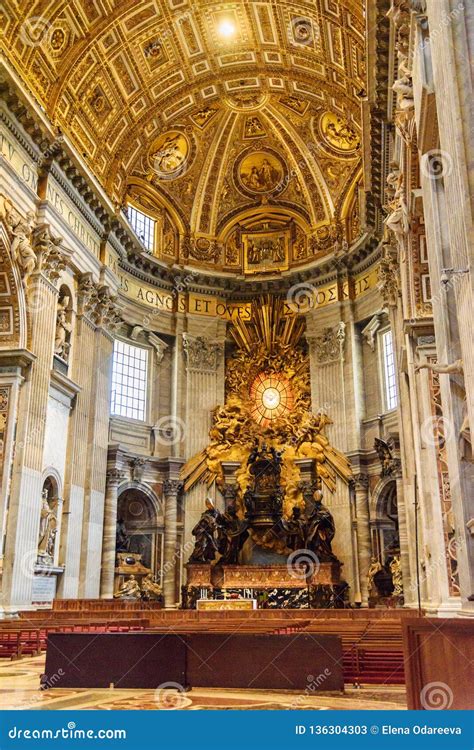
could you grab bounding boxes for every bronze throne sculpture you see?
[243,443,284,528]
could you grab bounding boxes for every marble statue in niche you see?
[54,292,73,361]
[38,488,57,563]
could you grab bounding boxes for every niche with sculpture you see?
[53,286,73,367]
[37,478,59,567]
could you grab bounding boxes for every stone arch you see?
[41,467,63,499]
[118,480,163,517]
[0,220,28,350]
[117,481,164,576]
[370,478,399,563]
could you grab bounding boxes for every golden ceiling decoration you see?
[2,1,366,274]
[181,296,352,518]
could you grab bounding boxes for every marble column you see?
[162,479,183,608]
[395,468,412,605]
[100,468,125,598]
[353,474,371,606]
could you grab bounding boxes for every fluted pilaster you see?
[162,479,183,608]
[100,468,125,598]
[352,474,371,606]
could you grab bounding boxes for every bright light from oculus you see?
[218,19,236,38]
[261,387,281,410]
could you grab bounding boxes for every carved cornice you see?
[148,332,168,364]
[182,333,223,373]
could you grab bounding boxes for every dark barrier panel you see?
[45,633,186,689]
[45,633,342,691]
[403,618,474,709]
[187,634,343,691]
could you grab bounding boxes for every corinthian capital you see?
[33,224,71,283]
[182,333,223,373]
[77,273,122,332]
[312,322,346,365]
[106,467,125,486]
[352,473,369,490]
[163,479,183,496]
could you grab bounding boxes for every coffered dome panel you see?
[2,0,367,276]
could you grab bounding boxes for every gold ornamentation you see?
[225,230,240,265]
[319,111,360,153]
[190,106,219,129]
[279,96,309,115]
[249,372,294,426]
[244,116,266,138]
[181,296,352,535]
[237,151,285,195]
[149,131,189,177]
[243,231,289,274]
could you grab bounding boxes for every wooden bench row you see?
[0,621,148,660]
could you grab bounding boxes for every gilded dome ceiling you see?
[1,0,368,276]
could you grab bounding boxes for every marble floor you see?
[0,656,407,710]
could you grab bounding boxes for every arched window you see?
[125,203,156,253]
